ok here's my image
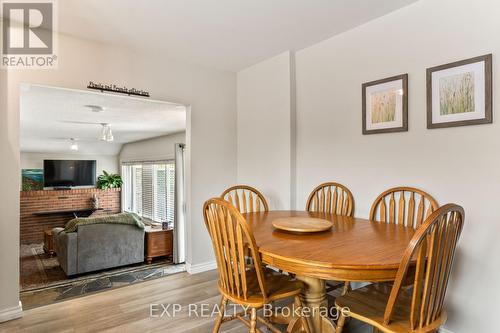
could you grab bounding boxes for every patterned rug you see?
[20,243,185,309]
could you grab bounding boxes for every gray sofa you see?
[53,223,145,276]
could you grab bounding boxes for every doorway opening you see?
[19,84,187,309]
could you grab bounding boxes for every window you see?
[122,161,175,225]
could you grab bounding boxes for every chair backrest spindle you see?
[203,198,267,301]
[370,187,438,228]
[221,185,269,214]
[306,182,354,216]
[383,204,464,330]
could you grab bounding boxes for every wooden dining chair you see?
[335,204,465,333]
[203,198,310,333]
[306,182,354,216]
[370,187,438,229]
[221,185,270,267]
[221,185,269,214]
[306,182,355,295]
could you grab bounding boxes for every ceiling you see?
[58,0,419,72]
[21,85,186,155]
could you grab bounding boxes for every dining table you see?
[241,210,416,333]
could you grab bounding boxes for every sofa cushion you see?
[76,223,144,273]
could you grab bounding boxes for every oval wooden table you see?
[241,210,416,333]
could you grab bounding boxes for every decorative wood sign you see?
[87,81,150,97]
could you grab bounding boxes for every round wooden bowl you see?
[272,217,333,233]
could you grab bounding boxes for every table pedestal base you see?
[287,316,335,333]
[287,275,336,333]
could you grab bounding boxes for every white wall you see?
[237,0,500,332]
[21,153,119,176]
[0,37,21,321]
[0,33,236,318]
[237,52,294,209]
[119,132,186,163]
[294,0,500,332]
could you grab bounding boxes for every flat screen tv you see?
[43,160,97,188]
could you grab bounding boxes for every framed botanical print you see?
[427,54,492,129]
[362,74,408,135]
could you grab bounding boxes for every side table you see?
[145,227,173,264]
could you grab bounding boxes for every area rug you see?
[20,243,185,309]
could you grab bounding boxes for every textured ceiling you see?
[21,85,186,155]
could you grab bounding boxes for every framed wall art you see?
[362,74,408,135]
[21,169,44,191]
[427,54,492,129]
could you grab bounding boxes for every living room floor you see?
[20,243,184,310]
[2,270,371,333]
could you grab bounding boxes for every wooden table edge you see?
[260,252,400,282]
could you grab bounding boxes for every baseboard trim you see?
[186,261,217,274]
[439,327,454,333]
[0,301,22,323]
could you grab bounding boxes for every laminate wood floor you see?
[0,270,370,333]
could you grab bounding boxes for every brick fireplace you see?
[20,188,121,244]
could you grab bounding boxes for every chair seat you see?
[220,267,303,307]
[335,283,446,333]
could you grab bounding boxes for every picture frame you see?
[21,169,44,191]
[362,74,408,135]
[426,54,492,129]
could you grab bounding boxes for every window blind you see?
[122,161,175,224]
[142,164,154,220]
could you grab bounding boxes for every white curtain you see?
[173,143,186,264]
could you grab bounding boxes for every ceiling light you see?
[106,126,114,142]
[85,105,106,112]
[70,138,79,151]
[100,123,114,142]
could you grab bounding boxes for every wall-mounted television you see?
[43,160,97,188]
